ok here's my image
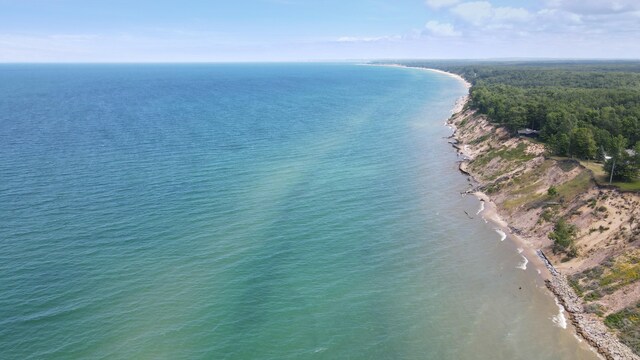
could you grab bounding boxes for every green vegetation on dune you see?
[470,142,536,180]
[605,303,640,354]
[549,218,578,258]
[581,159,640,191]
[571,252,640,302]
[613,181,640,192]
[392,60,640,190]
[553,171,593,201]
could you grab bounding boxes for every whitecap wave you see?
[517,247,524,254]
[494,229,507,241]
[517,255,528,270]
[552,298,568,329]
[476,201,485,215]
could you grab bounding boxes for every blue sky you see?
[1,0,639,62]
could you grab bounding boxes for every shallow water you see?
[0,64,598,359]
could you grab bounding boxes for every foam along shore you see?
[474,191,548,277]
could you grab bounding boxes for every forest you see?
[392,60,640,182]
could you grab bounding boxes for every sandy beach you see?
[421,68,472,90]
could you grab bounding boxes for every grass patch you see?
[569,276,584,297]
[469,133,490,145]
[511,160,555,186]
[557,159,579,172]
[470,148,498,169]
[539,208,556,223]
[584,303,606,317]
[580,160,640,192]
[472,142,536,171]
[571,252,640,302]
[612,181,640,192]
[495,159,556,211]
[600,262,640,290]
[581,160,608,180]
[502,162,591,211]
[604,303,640,355]
[554,171,593,202]
[499,142,536,162]
[502,192,546,211]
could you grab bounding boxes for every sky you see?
[0,0,639,62]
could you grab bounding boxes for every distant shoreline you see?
[366,63,471,90]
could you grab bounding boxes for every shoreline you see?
[379,62,638,359]
[441,85,638,360]
[365,63,472,90]
[422,66,555,280]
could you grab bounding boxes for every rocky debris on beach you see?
[546,274,640,360]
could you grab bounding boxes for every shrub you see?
[540,208,554,222]
[550,218,578,257]
[584,303,606,317]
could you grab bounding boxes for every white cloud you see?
[537,9,582,24]
[451,1,532,26]
[535,3,640,36]
[451,1,492,25]
[534,8,583,32]
[493,7,531,22]
[425,0,460,9]
[546,0,640,15]
[424,21,461,36]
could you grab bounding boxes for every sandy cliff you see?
[449,100,640,360]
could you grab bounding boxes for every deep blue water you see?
[0,64,597,359]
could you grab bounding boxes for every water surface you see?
[0,64,598,359]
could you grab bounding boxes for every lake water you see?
[0,64,598,359]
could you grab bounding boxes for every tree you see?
[549,219,578,257]
[549,133,571,156]
[569,127,597,160]
[505,105,528,133]
[604,136,633,182]
[542,110,575,141]
[605,143,640,182]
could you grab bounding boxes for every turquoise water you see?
[0,64,598,359]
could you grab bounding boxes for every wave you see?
[552,297,568,329]
[476,201,485,215]
[494,229,507,241]
[517,247,524,254]
[517,255,528,270]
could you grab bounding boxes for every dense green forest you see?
[389,61,640,182]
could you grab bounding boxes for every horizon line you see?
[2,57,640,65]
